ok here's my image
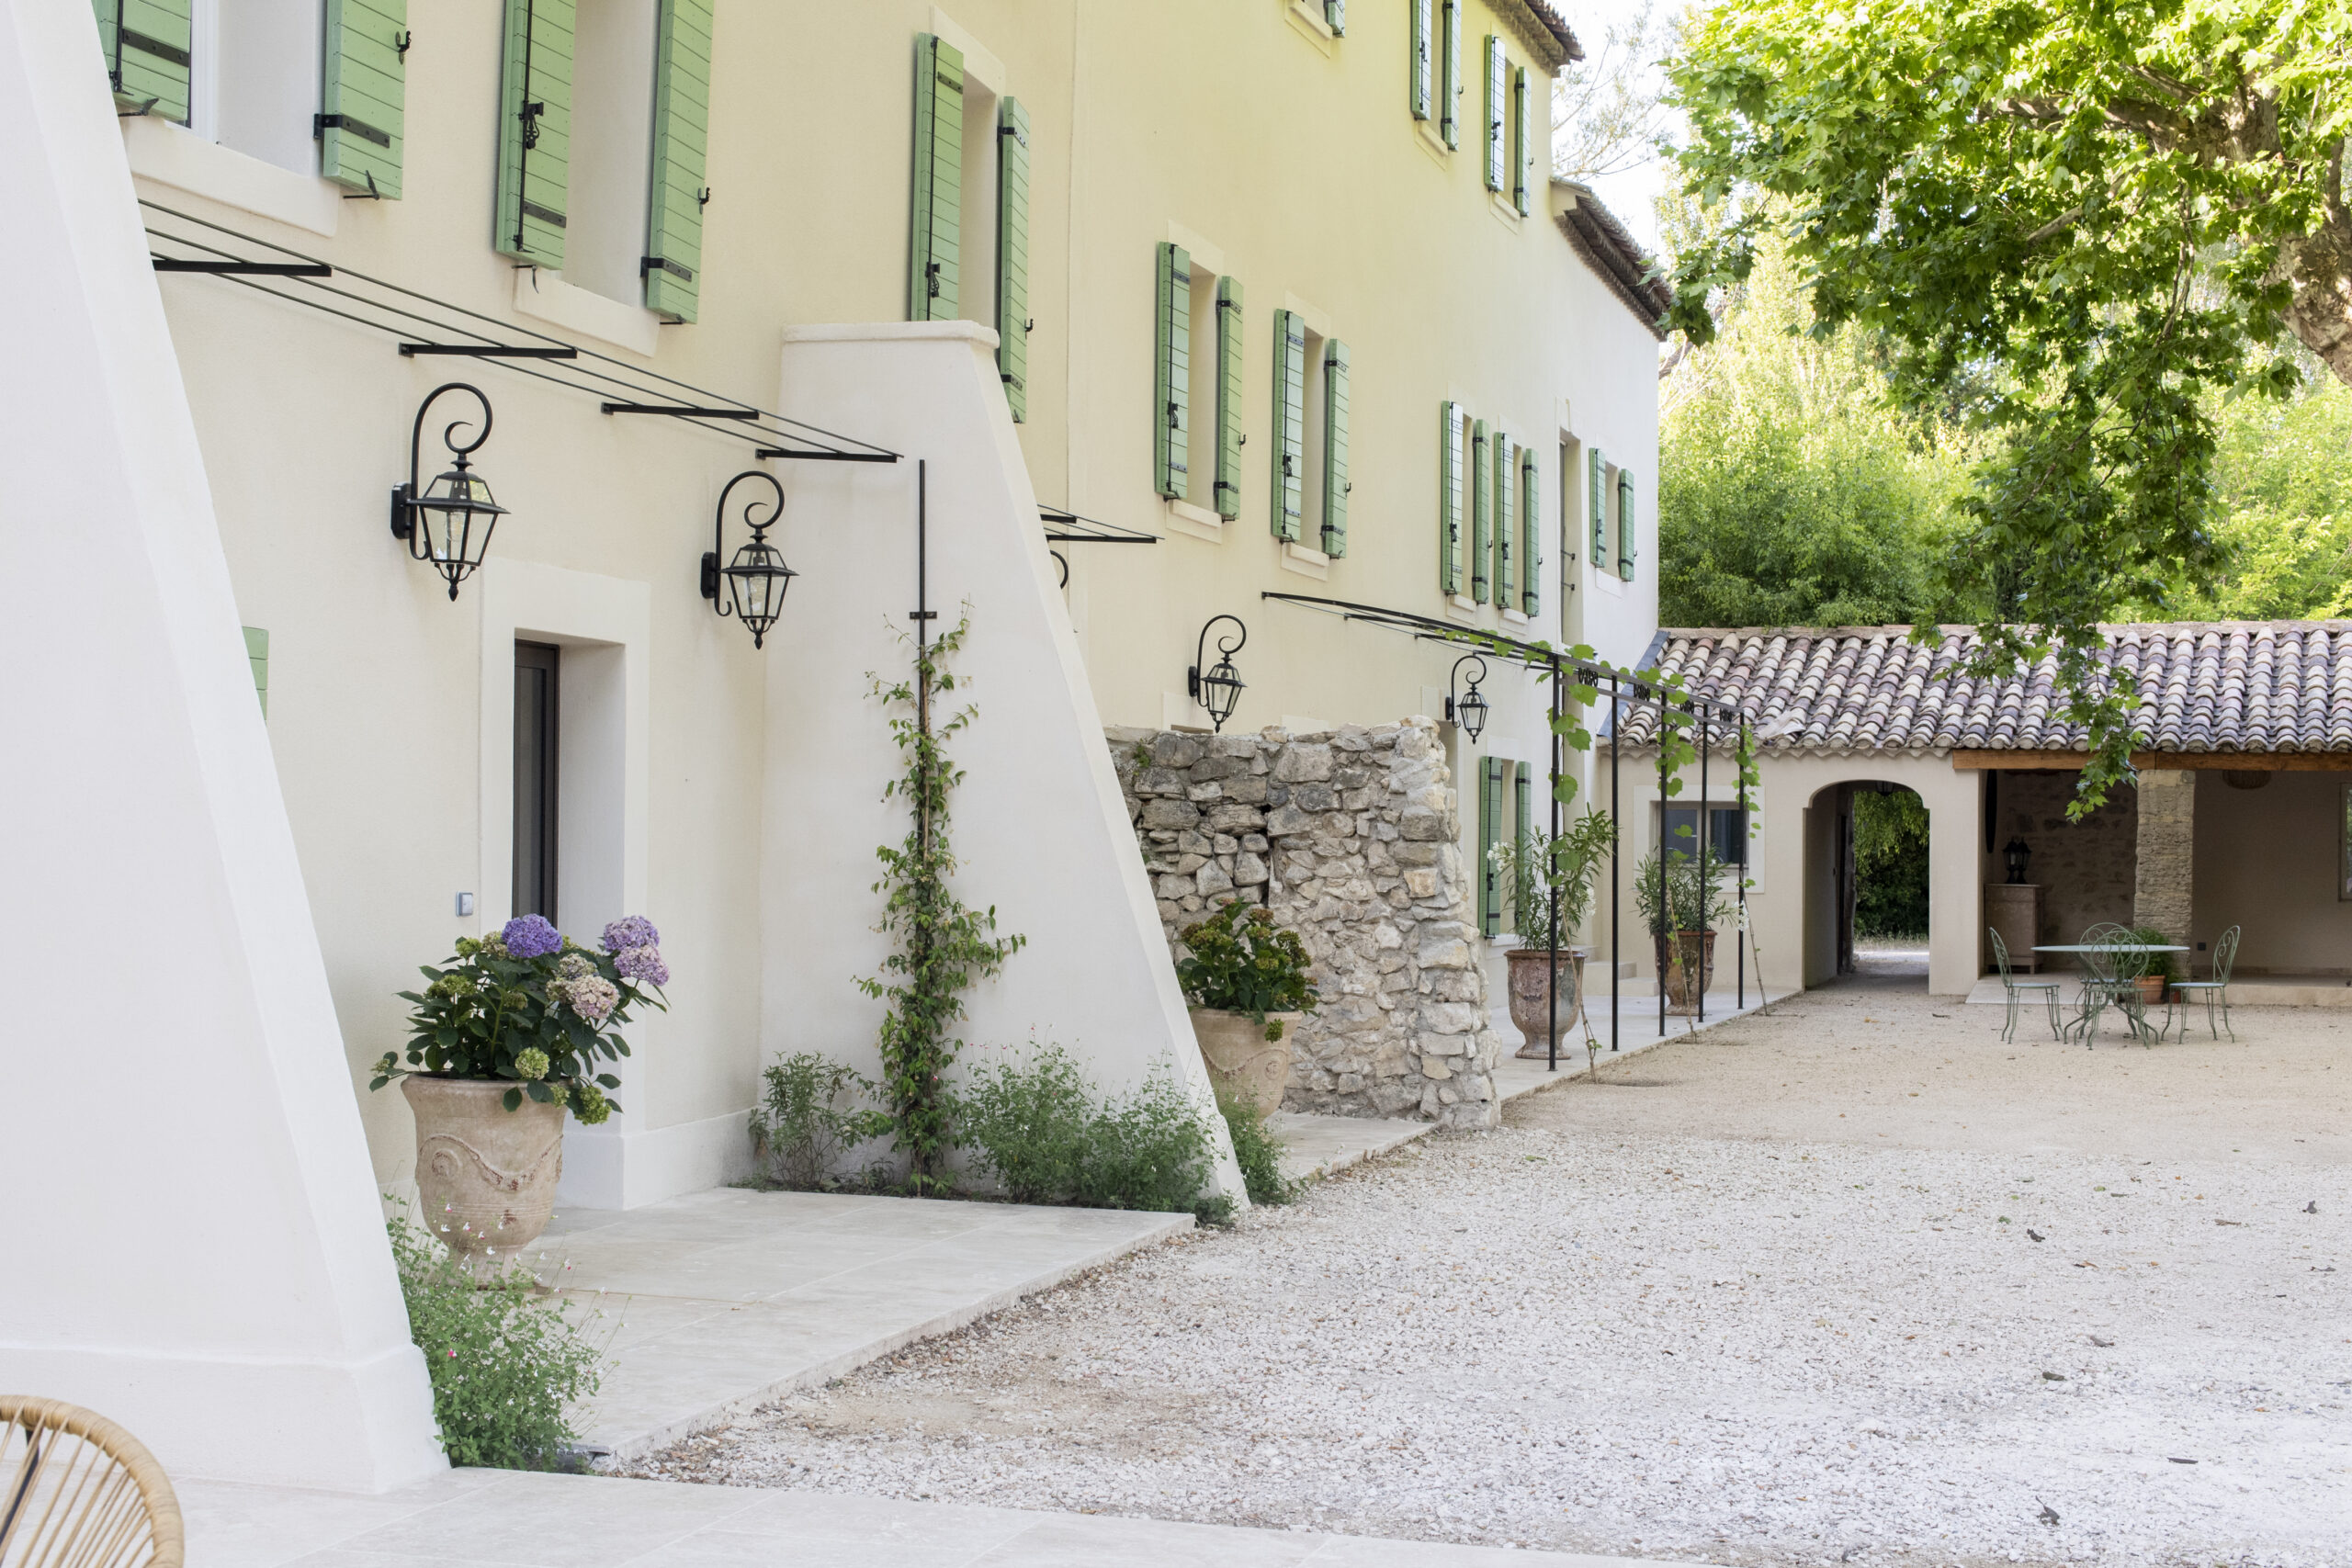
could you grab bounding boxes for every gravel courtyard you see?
[628,974,2352,1568]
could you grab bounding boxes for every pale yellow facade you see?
[109,0,1664,1195]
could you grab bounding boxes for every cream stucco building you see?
[67,0,1671,1208]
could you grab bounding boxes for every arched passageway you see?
[1805,780,1931,991]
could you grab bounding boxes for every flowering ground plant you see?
[369,914,669,1122]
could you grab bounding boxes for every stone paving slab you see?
[1268,1110,1430,1184]
[514,1189,1190,1462]
[179,1470,1722,1568]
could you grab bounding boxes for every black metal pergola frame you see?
[1261,592,1756,1066]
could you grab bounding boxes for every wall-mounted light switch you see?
[456,892,475,918]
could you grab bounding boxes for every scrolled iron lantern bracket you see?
[1444,652,1490,742]
[390,381,507,601]
[1186,614,1249,733]
[700,469,797,649]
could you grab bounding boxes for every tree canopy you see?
[1667,0,2352,807]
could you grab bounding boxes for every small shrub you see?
[747,1052,889,1190]
[958,1045,1225,1220]
[956,1043,1093,1203]
[1176,902,1318,1034]
[1219,1091,1295,1206]
[389,1212,603,1470]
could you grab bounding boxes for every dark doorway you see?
[514,641,560,923]
[1834,781,1928,980]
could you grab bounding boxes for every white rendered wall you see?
[0,0,442,1491]
[763,322,1245,1203]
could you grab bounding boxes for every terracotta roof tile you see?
[1611,622,2352,753]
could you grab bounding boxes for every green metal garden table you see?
[2034,944,2190,1043]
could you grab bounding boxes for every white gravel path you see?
[628,984,2352,1568]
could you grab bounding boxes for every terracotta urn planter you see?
[402,1076,565,1267]
[1506,946,1588,1058]
[1659,930,1717,1015]
[2132,974,2166,1007]
[1189,1008,1301,1118]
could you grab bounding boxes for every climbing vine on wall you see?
[859,612,1025,1192]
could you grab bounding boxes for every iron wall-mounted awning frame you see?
[1036,505,1158,587]
[1260,592,1764,1066]
[141,199,899,466]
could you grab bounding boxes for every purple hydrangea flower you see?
[614,944,669,987]
[502,914,563,959]
[602,916,660,953]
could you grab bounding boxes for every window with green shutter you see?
[1438,400,1464,595]
[494,0,574,266]
[1618,469,1638,581]
[319,0,405,197]
[1512,64,1532,215]
[1321,339,1350,558]
[1408,0,1431,119]
[909,34,965,321]
[1440,0,1462,149]
[641,0,711,321]
[997,97,1032,421]
[1494,431,1515,609]
[243,626,269,718]
[1484,35,1505,192]
[1213,276,1244,519]
[1520,445,1542,615]
[1479,757,1506,935]
[1589,446,1609,573]
[1154,243,1191,501]
[1470,419,1491,604]
[1272,310,1306,542]
[94,0,192,122]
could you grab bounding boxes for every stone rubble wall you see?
[2000,771,2139,955]
[1106,721,1502,1130]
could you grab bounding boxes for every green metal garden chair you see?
[1987,927,2062,1043]
[2169,925,2240,1043]
[2073,922,2154,1045]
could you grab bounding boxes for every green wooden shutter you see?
[1325,0,1345,34]
[997,97,1033,421]
[909,34,965,321]
[1480,757,1506,936]
[494,0,573,266]
[1618,469,1638,581]
[1520,446,1542,615]
[1409,0,1431,120]
[1470,419,1491,603]
[95,0,191,122]
[1438,401,1463,594]
[641,0,712,321]
[1321,339,1350,558]
[1484,36,1505,192]
[1440,0,1462,149]
[243,626,269,718]
[1589,446,1608,571]
[1494,432,1515,609]
[1514,766,1532,878]
[1512,64,1533,215]
[1214,276,1244,519]
[1154,243,1191,501]
[1272,310,1306,542]
[319,0,405,197]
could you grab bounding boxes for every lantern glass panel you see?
[1201,660,1244,724]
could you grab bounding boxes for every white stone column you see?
[2133,770,2196,940]
[0,0,443,1489]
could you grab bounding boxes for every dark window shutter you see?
[1272,310,1306,541]
[494,0,574,266]
[642,0,712,322]
[997,97,1032,421]
[1321,339,1350,558]
[1484,35,1505,192]
[319,0,405,198]
[909,34,966,321]
[1494,432,1515,608]
[1409,0,1431,119]
[1440,0,1461,148]
[1470,418,1491,604]
[1520,445,1542,615]
[1155,243,1192,500]
[1618,468,1638,581]
[1438,400,1463,594]
[1214,276,1244,519]
[96,0,192,122]
[1512,64,1533,214]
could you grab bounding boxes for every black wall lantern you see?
[2004,836,2031,885]
[1444,653,1490,742]
[700,470,797,649]
[1187,615,1248,733]
[390,382,506,600]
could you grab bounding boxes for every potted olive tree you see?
[1175,901,1318,1117]
[371,914,667,1267]
[1489,808,1614,1058]
[1635,850,1735,1014]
